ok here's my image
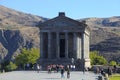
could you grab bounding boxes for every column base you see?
[84,58,91,68]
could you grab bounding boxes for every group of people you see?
[60,65,70,78]
[94,65,118,77]
[46,64,75,78]
[47,64,75,73]
[35,64,75,78]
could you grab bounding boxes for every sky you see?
[0,0,120,19]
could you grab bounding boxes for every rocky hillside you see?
[0,5,45,62]
[81,18,120,61]
[0,5,46,29]
[79,16,120,28]
[0,27,40,61]
[0,5,120,62]
[81,17,120,61]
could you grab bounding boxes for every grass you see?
[109,74,120,80]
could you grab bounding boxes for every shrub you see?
[6,62,17,71]
[90,51,107,65]
[109,61,117,66]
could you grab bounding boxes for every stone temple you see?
[38,12,90,70]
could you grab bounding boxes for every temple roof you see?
[38,12,90,31]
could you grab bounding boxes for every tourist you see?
[52,64,56,73]
[47,65,52,73]
[60,67,65,78]
[94,67,100,74]
[37,64,40,73]
[70,65,73,71]
[25,63,30,70]
[73,65,76,71]
[107,67,112,76]
[56,64,59,72]
[66,65,70,78]
[67,69,70,78]
[113,65,117,73]
[100,69,106,77]
[96,67,100,74]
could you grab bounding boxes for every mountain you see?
[79,16,120,28]
[0,5,120,62]
[0,5,47,29]
[0,5,45,61]
[82,18,120,61]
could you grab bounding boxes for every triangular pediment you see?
[40,14,87,28]
[38,13,90,32]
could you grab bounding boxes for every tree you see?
[15,48,40,66]
[90,51,107,65]
[27,48,40,64]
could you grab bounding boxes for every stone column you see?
[82,33,91,68]
[48,32,51,59]
[81,33,84,59]
[81,33,85,71]
[77,33,81,59]
[65,32,68,59]
[73,32,77,59]
[40,32,43,59]
[56,32,60,59]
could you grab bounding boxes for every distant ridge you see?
[0,5,47,28]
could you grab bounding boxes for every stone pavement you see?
[0,71,99,80]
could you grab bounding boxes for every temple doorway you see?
[60,39,65,58]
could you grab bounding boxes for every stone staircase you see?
[39,58,84,71]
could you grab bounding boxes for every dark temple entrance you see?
[60,39,65,58]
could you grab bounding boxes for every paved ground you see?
[0,71,99,80]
